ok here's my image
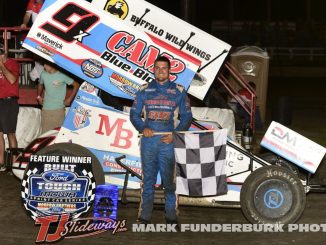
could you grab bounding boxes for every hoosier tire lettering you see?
[266,169,298,185]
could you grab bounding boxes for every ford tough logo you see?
[42,171,77,183]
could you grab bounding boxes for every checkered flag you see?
[173,129,228,196]
[82,169,97,202]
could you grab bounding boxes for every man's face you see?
[43,63,56,73]
[154,61,170,83]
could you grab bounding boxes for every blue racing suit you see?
[130,80,192,222]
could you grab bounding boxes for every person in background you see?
[0,48,20,171]
[21,0,44,27]
[130,56,193,225]
[21,0,44,83]
[37,62,79,133]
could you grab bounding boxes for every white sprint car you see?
[12,83,324,225]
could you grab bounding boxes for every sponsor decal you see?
[130,15,164,37]
[40,2,99,43]
[109,72,140,97]
[35,214,127,243]
[81,59,103,78]
[271,126,297,147]
[35,45,54,56]
[264,189,284,209]
[21,155,96,220]
[73,106,91,129]
[148,111,171,121]
[145,98,175,106]
[36,32,63,49]
[167,89,176,94]
[102,31,186,82]
[80,82,97,94]
[226,149,244,168]
[101,49,154,84]
[261,121,326,173]
[104,0,129,20]
[102,152,142,173]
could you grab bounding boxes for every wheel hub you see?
[254,179,293,219]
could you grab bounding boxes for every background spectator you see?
[37,62,79,133]
[21,0,44,83]
[0,48,20,171]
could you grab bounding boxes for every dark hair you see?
[154,56,170,68]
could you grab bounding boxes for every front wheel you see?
[240,165,306,224]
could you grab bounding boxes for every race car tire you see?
[240,165,306,225]
[260,152,306,181]
[35,142,105,185]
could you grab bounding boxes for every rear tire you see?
[260,152,306,181]
[240,165,306,224]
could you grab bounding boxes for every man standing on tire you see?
[130,56,192,224]
[0,48,20,171]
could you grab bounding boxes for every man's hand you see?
[0,55,5,68]
[36,96,43,105]
[142,128,154,137]
[64,97,73,106]
[161,133,173,144]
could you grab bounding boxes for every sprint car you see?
[15,0,325,225]
[12,82,323,225]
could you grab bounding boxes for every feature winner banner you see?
[22,0,201,99]
[261,121,326,173]
[91,0,231,100]
[21,154,96,220]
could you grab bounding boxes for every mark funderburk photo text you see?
[132,223,326,232]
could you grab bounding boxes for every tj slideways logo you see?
[104,0,129,19]
[35,214,127,243]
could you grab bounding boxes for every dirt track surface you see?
[1,171,326,245]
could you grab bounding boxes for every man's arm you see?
[21,12,32,27]
[175,90,193,131]
[161,89,192,144]
[37,83,44,105]
[130,91,147,133]
[64,81,79,106]
[0,59,19,84]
